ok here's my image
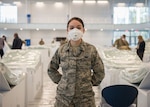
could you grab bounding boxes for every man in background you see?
[0,37,4,58]
[12,33,22,49]
[113,34,130,50]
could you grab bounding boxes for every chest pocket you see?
[59,50,92,69]
[77,56,91,69]
[59,52,69,70]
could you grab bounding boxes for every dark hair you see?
[122,34,126,38]
[67,17,84,28]
[2,35,6,41]
[138,35,144,42]
[14,33,18,38]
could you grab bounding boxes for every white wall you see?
[17,1,112,24]
[30,30,113,47]
[83,30,113,46]
[0,1,114,47]
[0,30,113,47]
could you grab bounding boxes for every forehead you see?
[68,20,82,27]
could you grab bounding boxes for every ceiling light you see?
[55,2,63,8]
[36,28,39,31]
[97,1,108,4]
[72,0,83,4]
[20,28,23,30]
[36,2,44,7]
[116,29,119,31]
[135,3,144,7]
[85,0,96,4]
[4,28,7,30]
[100,28,104,31]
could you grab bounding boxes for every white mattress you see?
[98,47,150,83]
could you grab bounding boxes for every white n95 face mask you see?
[68,28,83,41]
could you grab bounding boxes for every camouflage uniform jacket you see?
[48,40,105,106]
[113,38,129,49]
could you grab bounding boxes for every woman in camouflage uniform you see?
[48,17,105,107]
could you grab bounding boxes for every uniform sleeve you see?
[113,39,119,47]
[47,49,62,84]
[91,47,105,86]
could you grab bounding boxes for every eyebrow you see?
[69,25,82,27]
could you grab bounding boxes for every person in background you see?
[113,34,130,50]
[39,38,45,45]
[12,33,23,49]
[2,35,7,42]
[136,35,145,61]
[0,37,5,58]
[2,35,11,52]
[47,17,105,107]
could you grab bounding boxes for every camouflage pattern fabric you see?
[48,40,105,107]
[54,96,96,107]
[113,38,129,49]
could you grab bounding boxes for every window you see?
[0,5,17,23]
[114,7,149,24]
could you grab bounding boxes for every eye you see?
[69,27,74,30]
[77,27,81,30]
